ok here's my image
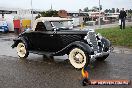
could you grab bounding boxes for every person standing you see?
[119,8,127,30]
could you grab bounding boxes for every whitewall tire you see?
[17,42,29,58]
[69,48,89,69]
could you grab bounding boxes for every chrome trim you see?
[90,51,109,59]
[90,46,114,59]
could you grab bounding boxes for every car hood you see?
[58,28,93,35]
[56,30,87,35]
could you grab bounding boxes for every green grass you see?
[96,26,132,48]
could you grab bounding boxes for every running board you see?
[29,51,54,56]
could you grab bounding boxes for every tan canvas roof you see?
[32,17,72,31]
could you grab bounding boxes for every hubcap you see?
[74,53,84,64]
[69,48,87,69]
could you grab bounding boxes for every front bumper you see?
[90,47,114,59]
[90,52,109,59]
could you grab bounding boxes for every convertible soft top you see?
[32,17,72,31]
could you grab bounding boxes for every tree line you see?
[35,7,132,19]
[35,10,58,19]
[83,6,132,14]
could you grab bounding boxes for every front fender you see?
[54,41,94,56]
[69,41,94,55]
[101,38,111,47]
[101,38,111,52]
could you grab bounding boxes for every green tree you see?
[99,5,102,10]
[104,9,109,13]
[41,10,58,17]
[128,9,132,14]
[35,10,58,19]
[109,9,112,13]
[92,6,99,11]
[112,8,115,13]
[35,14,41,19]
[116,8,120,13]
[83,7,89,12]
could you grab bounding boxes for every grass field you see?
[96,26,132,48]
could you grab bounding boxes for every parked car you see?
[12,17,112,69]
[0,20,9,33]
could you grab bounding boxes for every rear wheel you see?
[69,48,89,69]
[17,42,29,58]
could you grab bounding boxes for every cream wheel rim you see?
[69,48,87,69]
[17,43,26,58]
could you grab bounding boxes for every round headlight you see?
[84,35,90,43]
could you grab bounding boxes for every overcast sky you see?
[0,0,132,11]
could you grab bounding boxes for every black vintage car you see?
[12,17,111,69]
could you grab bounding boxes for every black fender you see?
[101,38,111,51]
[54,41,94,56]
[11,37,28,49]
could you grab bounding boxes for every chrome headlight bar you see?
[84,32,90,43]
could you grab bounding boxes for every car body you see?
[0,20,9,33]
[12,17,112,69]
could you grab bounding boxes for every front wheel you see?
[69,48,90,69]
[17,42,29,59]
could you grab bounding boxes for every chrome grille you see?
[89,32,98,51]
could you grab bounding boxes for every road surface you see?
[0,33,131,88]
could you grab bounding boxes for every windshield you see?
[51,21,73,29]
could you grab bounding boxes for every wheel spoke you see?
[73,53,84,64]
[69,48,88,69]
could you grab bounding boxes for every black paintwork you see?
[12,21,110,56]
[22,30,88,51]
[12,26,93,56]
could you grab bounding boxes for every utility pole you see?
[98,0,101,28]
[31,0,33,27]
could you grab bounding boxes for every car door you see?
[24,32,42,51]
[24,22,47,51]
[26,21,72,52]
[39,21,62,52]
[38,31,58,52]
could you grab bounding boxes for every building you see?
[0,7,42,31]
[58,10,68,18]
[58,10,89,24]
[0,7,42,18]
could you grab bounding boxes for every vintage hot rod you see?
[12,17,112,69]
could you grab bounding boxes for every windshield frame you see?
[50,20,73,30]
